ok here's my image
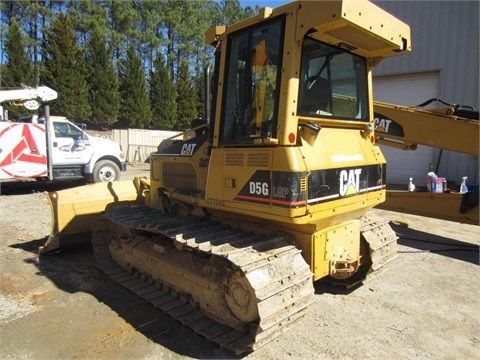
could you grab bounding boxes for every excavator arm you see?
[373,99,479,225]
[373,100,479,156]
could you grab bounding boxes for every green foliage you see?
[221,0,254,24]
[3,21,35,87]
[150,54,177,130]
[119,45,152,128]
[1,0,260,128]
[86,29,120,127]
[2,20,37,119]
[42,13,91,121]
[175,59,198,130]
[106,0,140,64]
[194,70,206,120]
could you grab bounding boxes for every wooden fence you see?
[112,128,180,162]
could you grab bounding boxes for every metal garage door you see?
[373,72,439,187]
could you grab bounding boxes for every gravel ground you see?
[0,163,479,359]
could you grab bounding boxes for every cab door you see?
[50,121,93,166]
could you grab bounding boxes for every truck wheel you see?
[93,160,120,182]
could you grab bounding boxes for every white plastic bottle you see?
[460,177,468,194]
[427,163,437,192]
[408,177,415,192]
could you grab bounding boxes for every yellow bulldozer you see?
[41,0,412,355]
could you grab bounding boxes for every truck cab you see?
[48,117,127,182]
[0,116,126,182]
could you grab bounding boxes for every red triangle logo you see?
[0,124,47,168]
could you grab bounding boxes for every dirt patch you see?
[0,168,479,359]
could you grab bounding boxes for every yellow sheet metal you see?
[378,190,479,226]
[40,180,139,254]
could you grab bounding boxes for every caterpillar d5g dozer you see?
[43,0,411,355]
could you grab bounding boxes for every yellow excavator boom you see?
[373,100,479,225]
[374,100,479,155]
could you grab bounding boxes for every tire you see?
[92,160,121,183]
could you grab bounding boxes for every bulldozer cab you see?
[201,0,410,219]
[219,18,283,142]
[211,1,404,149]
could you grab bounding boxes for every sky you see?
[240,0,290,9]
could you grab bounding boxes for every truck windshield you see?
[220,17,284,143]
[298,37,368,121]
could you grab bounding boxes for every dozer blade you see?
[40,180,139,254]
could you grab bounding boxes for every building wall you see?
[372,1,479,187]
[374,1,479,107]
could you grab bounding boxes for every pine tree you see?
[42,13,91,121]
[150,54,177,130]
[2,0,261,126]
[105,0,139,68]
[194,69,206,121]
[119,44,152,128]
[3,21,35,87]
[134,0,164,77]
[2,20,37,119]
[175,59,198,130]
[86,29,120,127]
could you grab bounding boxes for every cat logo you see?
[181,143,197,156]
[374,113,392,133]
[339,168,361,196]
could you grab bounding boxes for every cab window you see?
[298,37,368,121]
[53,122,83,139]
[220,17,284,143]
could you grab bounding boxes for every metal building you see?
[373,1,479,188]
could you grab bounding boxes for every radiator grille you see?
[224,151,271,168]
[247,152,271,168]
[224,152,245,166]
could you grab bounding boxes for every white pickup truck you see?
[0,116,127,182]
